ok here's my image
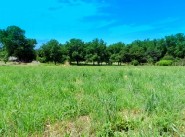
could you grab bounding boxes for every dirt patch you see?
[118,109,145,119]
[0,61,40,66]
[64,61,70,66]
[43,116,92,137]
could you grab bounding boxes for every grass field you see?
[0,66,185,136]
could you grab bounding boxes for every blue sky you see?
[1,0,185,46]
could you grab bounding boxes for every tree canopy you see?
[0,26,37,62]
[37,39,63,64]
[1,26,185,66]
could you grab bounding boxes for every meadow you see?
[0,65,185,136]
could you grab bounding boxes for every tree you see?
[86,38,107,65]
[15,39,37,62]
[108,42,125,54]
[107,42,125,65]
[129,41,146,63]
[0,48,8,63]
[0,26,36,62]
[65,38,85,65]
[109,54,122,65]
[38,39,62,65]
[165,35,177,57]
[174,33,185,58]
[119,46,131,63]
[141,39,161,64]
[84,42,96,65]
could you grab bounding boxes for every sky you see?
[1,0,185,47]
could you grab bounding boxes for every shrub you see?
[173,58,185,66]
[131,60,139,66]
[162,55,174,60]
[36,56,46,63]
[156,60,173,66]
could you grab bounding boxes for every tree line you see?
[1,25,185,66]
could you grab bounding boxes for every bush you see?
[155,60,173,66]
[162,55,174,60]
[36,56,46,63]
[173,58,185,66]
[131,60,139,66]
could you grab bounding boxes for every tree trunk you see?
[98,61,100,66]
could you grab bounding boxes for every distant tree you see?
[129,40,146,63]
[86,38,107,65]
[107,42,125,65]
[109,54,122,65]
[108,42,125,54]
[0,48,8,63]
[173,33,185,58]
[15,39,37,62]
[142,39,161,63]
[165,35,177,57]
[119,46,131,63]
[164,33,185,59]
[60,45,69,63]
[38,39,62,65]
[155,39,167,59]
[84,42,96,65]
[0,26,36,62]
[65,38,85,65]
[2,25,185,66]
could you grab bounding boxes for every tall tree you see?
[86,38,107,65]
[65,38,85,65]
[174,33,185,58]
[107,42,125,65]
[119,46,131,63]
[129,40,146,63]
[38,39,62,65]
[165,35,177,57]
[0,26,36,62]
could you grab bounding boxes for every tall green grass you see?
[0,66,185,136]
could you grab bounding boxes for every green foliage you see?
[0,49,8,63]
[65,38,85,65]
[0,26,36,62]
[109,54,121,64]
[156,60,173,66]
[131,59,139,66]
[162,55,174,60]
[108,42,125,54]
[37,39,63,64]
[85,38,107,65]
[1,25,185,65]
[129,41,147,63]
[174,58,185,66]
